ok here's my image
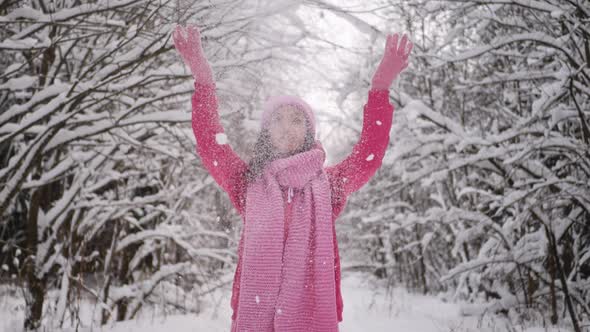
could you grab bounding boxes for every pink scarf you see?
[234,142,339,331]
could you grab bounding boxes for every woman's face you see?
[268,105,308,156]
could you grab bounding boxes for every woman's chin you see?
[273,148,296,157]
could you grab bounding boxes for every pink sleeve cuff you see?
[367,88,391,110]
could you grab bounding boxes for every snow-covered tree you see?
[312,1,589,330]
[0,0,322,328]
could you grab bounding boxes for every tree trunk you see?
[24,187,44,330]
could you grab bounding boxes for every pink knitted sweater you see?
[191,82,394,327]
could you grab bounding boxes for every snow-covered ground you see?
[1,271,572,332]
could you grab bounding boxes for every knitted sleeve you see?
[326,88,394,204]
[192,81,248,215]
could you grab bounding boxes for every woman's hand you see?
[172,24,214,85]
[371,33,413,90]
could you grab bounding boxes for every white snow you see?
[375,120,382,126]
[215,133,228,145]
[0,75,35,90]
[366,153,374,161]
[0,37,50,49]
[0,82,70,126]
[0,271,570,332]
[0,0,141,23]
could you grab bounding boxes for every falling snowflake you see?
[215,133,228,145]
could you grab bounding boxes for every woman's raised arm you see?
[192,82,247,215]
[174,25,247,215]
[326,89,393,197]
[327,32,413,201]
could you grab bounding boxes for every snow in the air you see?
[215,133,228,145]
[0,0,585,331]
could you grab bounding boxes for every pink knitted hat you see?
[261,95,316,134]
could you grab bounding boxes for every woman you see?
[173,24,413,331]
